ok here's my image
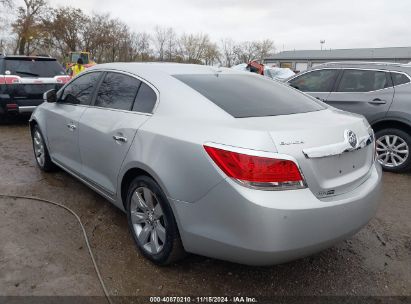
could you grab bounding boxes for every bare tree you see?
[0,0,13,52]
[164,27,177,61]
[153,26,168,61]
[220,38,237,67]
[203,42,220,65]
[233,41,259,64]
[4,1,276,65]
[83,13,108,62]
[0,0,13,8]
[179,33,212,63]
[254,39,275,62]
[12,0,48,55]
[44,6,88,56]
[132,31,152,62]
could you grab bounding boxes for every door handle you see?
[368,98,386,105]
[113,135,128,143]
[67,123,76,131]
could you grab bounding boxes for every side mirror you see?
[44,89,57,103]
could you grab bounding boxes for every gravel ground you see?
[0,118,410,300]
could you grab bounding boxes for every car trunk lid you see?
[239,109,374,198]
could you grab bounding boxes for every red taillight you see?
[6,103,18,110]
[204,145,305,190]
[4,76,20,84]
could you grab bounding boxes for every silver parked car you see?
[30,63,382,265]
[287,62,411,173]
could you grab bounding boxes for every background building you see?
[264,47,411,72]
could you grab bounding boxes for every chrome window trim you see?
[288,67,411,94]
[93,68,160,114]
[390,71,411,88]
[287,67,340,84]
[287,68,341,93]
[390,81,411,90]
[54,102,152,117]
[83,105,153,116]
[57,69,160,115]
[57,71,104,107]
[334,68,398,93]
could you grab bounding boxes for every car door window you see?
[132,82,157,113]
[337,70,390,92]
[60,72,102,105]
[288,69,339,92]
[95,72,141,110]
[391,72,410,86]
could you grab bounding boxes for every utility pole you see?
[320,40,325,50]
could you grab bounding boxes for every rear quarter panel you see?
[117,115,277,206]
[388,82,411,125]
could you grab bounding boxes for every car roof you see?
[0,54,56,60]
[88,62,244,76]
[310,61,411,73]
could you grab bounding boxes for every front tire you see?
[31,125,57,172]
[126,175,186,265]
[375,128,411,173]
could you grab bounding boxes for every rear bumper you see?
[18,105,37,113]
[171,163,382,265]
[0,99,42,115]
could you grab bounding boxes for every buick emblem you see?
[345,130,358,148]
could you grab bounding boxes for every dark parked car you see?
[287,62,411,173]
[0,55,69,120]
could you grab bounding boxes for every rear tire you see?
[375,128,411,173]
[126,175,186,265]
[31,125,57,172]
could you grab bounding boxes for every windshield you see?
[174,74,325,118]
[70,53,89,64]
[5,58,66,78]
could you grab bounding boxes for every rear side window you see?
[132,82,157,113]
[288,69,339,92]
[95,72,141,110]
[61,72,102,105]
[337,70,390,92]
[4,58,65,78]
[174,74,325,118]
[391,72,410,86]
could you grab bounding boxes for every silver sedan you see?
[30,63,382,265]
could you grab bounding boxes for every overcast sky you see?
[46,0,411,52]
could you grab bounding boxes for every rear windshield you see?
[174,74,325,118]
[4,58,66,78]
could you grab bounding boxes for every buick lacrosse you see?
[30,63,382,265]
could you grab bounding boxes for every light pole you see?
[320,40,325,50]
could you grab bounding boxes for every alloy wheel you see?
[33,130,45,167]
[376,135,409,168]
[130,186,166,254]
